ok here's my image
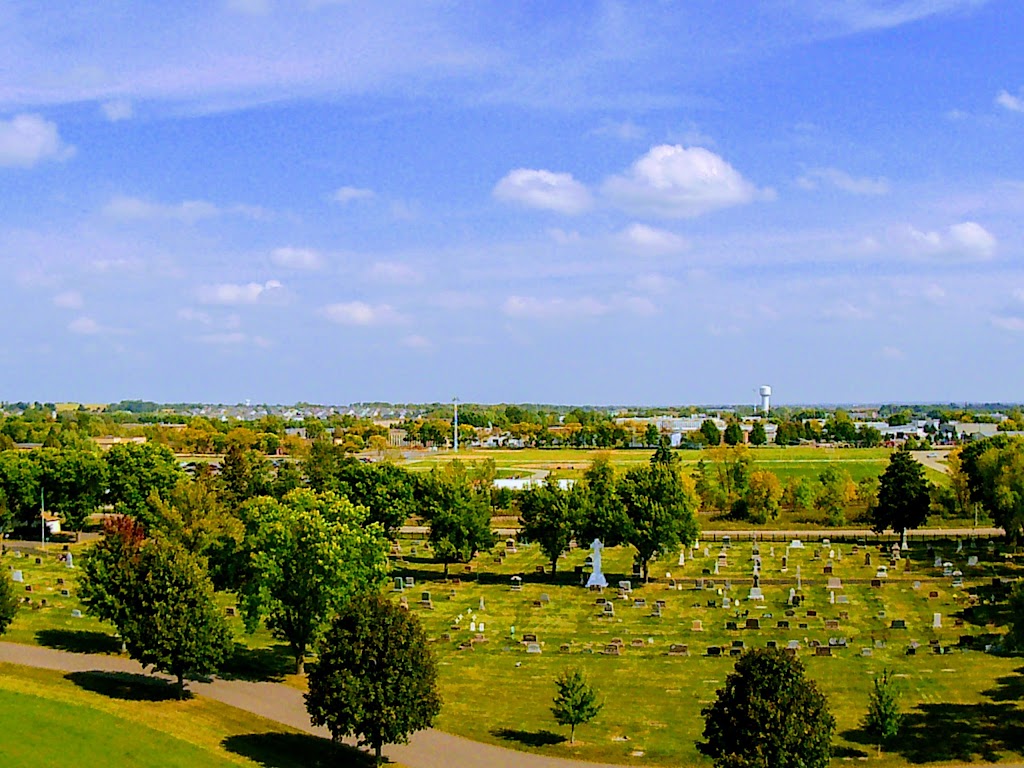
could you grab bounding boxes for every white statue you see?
[585,539,608,588]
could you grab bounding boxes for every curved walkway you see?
[0,642,620,768]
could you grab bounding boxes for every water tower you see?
[758,385,772,415]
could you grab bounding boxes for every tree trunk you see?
[570,723,575,744]
[295,652,304,675]
[374,740,383,765]
[443,561,449,577]
[551,557,557,575]
[176,673,185,699]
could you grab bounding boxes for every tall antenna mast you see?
[453,397,459,452]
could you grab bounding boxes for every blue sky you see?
[1,0,1023,406]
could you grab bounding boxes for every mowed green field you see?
[402,446,944,485]
[0,664,367,768]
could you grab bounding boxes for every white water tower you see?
[759,385,772,415]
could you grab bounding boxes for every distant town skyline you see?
[1,2,1022,405]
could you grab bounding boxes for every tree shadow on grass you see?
[65,670,186,702]
[842,701,1024,764]
[218,641,294,683]
[983,666,1024,702]
[832,744,870,759]
[223,732,378,768]
[491,727,567,747]
[35,628,122,655]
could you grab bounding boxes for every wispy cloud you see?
[0,114,74,168]
[103,195,269,224]
[101,99,133,122]
[996,88,1024,113]
[197,280,283,305]
[52,290,84,309]
[889,220,997,260]
[321,301,405,326]
[797,167,890,195]
[618,223,689,254]
[332,186,375,205]
[271,246,323,270]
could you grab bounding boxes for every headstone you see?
[71,609,82,618]
[825,619,839,629]
[837,595,849,604]
[933,613,942,628]
[871,579,882,588]
[789,539,804,549]
[714,561,720,575]
[865,552,872,566]
[602,602,615,617]
[478,622,485,632]
[745,618,760,630]
[787,587,796,605]
[691,619,703,631]
[404,576,414,588]
[747,573,764,601]
[586,539,608,589]
[722,535,731,548]
[934,556,943,568]
[11,570,22,583]
[526,642,542,654]
[678,550,685,566]
[829,591,835,605]
[704,546,710,558]
[61,589,70,597]
[796,565,802,591]
[479,596,485,611]
[781,555,788,572]
[65,552,73,569]
[511,575,522,591]
[707,646,722,657]
[823,565,833,576]
[619,580,632,593]
[891,619,907,630]
[777,620,790,628]
[952,570,964,588]
[827,577,842,590]
[669,644,689,656]
[967,556,979,566]
[470,620,476,632]
[815,646,832,657]
[943,562,953,577]
[722,597,732,610]
[956,538,963,553]
[394,577,405,591]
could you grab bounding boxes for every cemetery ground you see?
[7,533,1024,767]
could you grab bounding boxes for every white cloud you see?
[881,346,904,360]
[322,301,404,325]
[629,273,677,295]
[68,316,100,335]
[197,280,283,305]
[493,169,592,215]
[503,295,609,319]
[0,114,74,168]
[402,334,432,350]
[102,195,269,223]
[366,261,422,283]
[619,223,689,254]
[332,186,375,205]
[104,196,220,223]
[797,167,890,195]
[602,145,768,218]
[991,315,1024,333]
[807,1,990,32]
[101,99,133,122]
[271,246,323,270]
[590,119,645,141]
[52,290,84,309]
[823,300,872,321]
[890,221,997,260]
[502,293,656,320]
[996,89,1024,113]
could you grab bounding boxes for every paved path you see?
[0,642,621,768]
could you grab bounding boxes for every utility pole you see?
[453,397,459,452]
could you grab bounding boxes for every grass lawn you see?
[0,664,371,767]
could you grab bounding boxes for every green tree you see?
[700,648,835,768]
[239,489,388,673]
[814,465,855,526]
[643,422,660,448]
[700,420,721,446]
[0,451,40,529]
[420,463,494,576]
[219,444,271,510]
[576,456,629,547]
[873,448,931,535]
[80,522,232,697]
[617,463,700,581]
[35,448,108,541]
[749,422,767,446]
[744,470,783,524]
[306,594,441,764]
[551,668,603,745]
[962,437,1024,541]
[518,478,579,575]
[863,669,902,755]
[724,422,744,446]
[650,435,677,466]
[0,569,18,636]
[782,476,814,516]
[104,442,184,517]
